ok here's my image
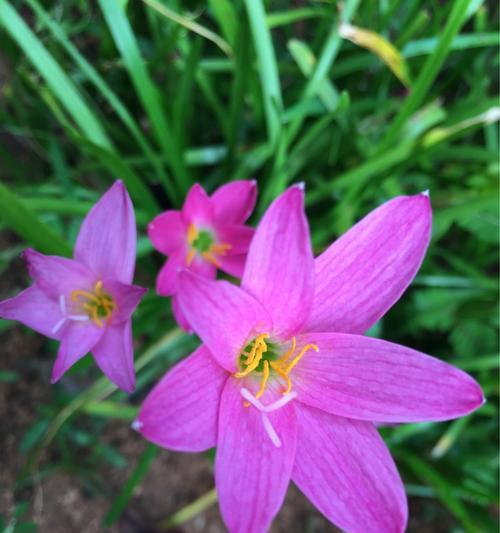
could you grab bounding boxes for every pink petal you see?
[189,255,217,279]
[136,345,227,451]
[51,322,104,383]
[156,253,183,296]
[181,183,213,226]
[171,295,192,332]
[211,179,257,223]
[217,254,247,278]
[148,210,186,255]
[177,271,272,372]
[241,185,314,339]
[293,332,484,423]
[92,321,136,392]
[74,181,136,284]
[293,405,407,533]
[23,249,94,299]
[103,279,147,324]
[305,193,431,334]
[215,224,254,254]
[0,285,62,339]
[216,378,297,533]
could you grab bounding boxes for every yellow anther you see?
[211,243,232,255]
[234,334,268,377]
[283,343,319,374]
[255,360,270,399]
[187,223,198,245]
[70,281,116,328]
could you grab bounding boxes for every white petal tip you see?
[295,182,305,191]
[131,419,143,432]
[421,189,430,197]
[250,179,257,185]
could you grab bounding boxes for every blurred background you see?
[0,1,498,532]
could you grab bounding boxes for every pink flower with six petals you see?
[136,186,484,533]
[147,181,257,330]
[0,181,146,392]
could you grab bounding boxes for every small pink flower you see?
[136,186,484,532]
[0,181,146,392]
[148,181,257,330]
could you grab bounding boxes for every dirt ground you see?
[0,232,454,533]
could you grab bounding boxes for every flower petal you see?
[293,332,484,423]
[211,179,257,223]
[181,183,213,226]
[51,322,104,383]
[104,280,147,324]
[293,405,407,533]
[156,253,183,296]
[148,210,186,255]
[171,295,192,332]
[216,378,297,533]
[215,224,254,254]
[217,254,247,278]
[0,285,62,339]
[24,249,94,299]
[136,345,227,451]
[177,270,272,372]
[74,181,136,284]
[92,321,136,392]
[305,193,431,334]
[241,185,314,339]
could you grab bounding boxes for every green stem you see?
[158,488,218,529]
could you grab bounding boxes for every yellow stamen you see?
[211,243,232,255]
[256,360,270,399]
[70,281,116,328]
[187,223,198,245]
[270,361,293,395]
[201,251,221,267]
[283,343,319,374]
[186,248,196,267]
[234,334,268,377]
[276,336,296,366]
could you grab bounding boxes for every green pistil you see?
[192,230,214,253]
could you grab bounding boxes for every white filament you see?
[51,294,89,334]
[240,388,298,448]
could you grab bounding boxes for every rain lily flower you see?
[0,181,146,392]
[136,186,484,533]
[147,181,256,330]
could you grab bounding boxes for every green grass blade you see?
[25,0,171,192]
[243,0,283,148]
[98,0,188,201]
[142,0,232,57]
[208,0,237,46]
[0,0,112,149]
[0,181,71,256]
[377,0,473,152]
[104,444,158,526]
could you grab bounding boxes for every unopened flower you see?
[0,181,146,392]
[148,181,256,330]
[136,186,484,532]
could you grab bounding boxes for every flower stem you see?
[158,488,218,529]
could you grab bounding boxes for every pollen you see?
[71,281,116,327]
[234,334,319,401]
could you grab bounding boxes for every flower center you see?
[234,333,319,402]
[186,223,231,267]
[70,281,116,328]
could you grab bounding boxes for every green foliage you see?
[0,0,498,531]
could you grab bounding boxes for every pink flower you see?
[0,181,146,392]
[136,186,484,533]
[147,181,257,330]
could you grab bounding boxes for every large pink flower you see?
[136,186,484,532]
[148,181,256,330]
[0,181,146,392]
